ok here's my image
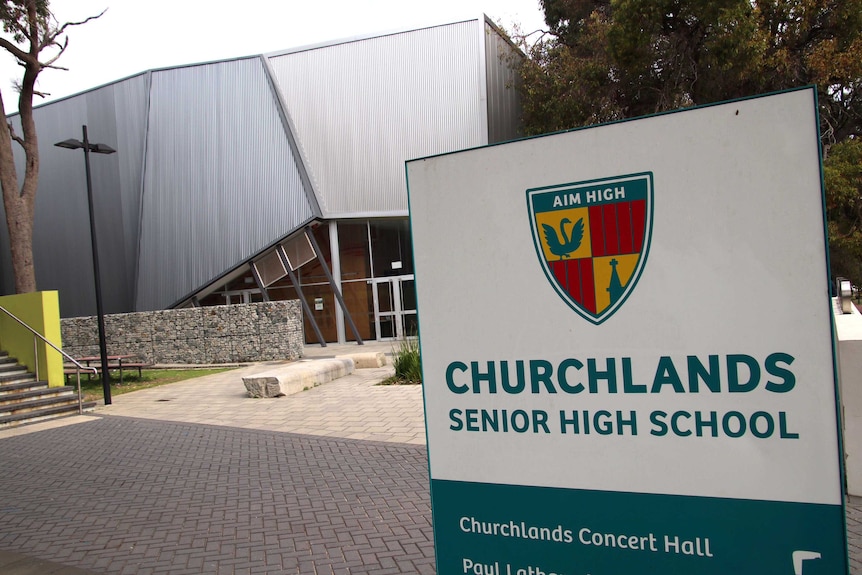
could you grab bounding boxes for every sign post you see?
[407,87,848,575]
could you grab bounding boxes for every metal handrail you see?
[0,305,97,414]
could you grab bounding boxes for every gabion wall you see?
[61,301,303,364]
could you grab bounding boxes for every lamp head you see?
[54,139,84,150]
[91,143,116,155]
[54,139,116,154]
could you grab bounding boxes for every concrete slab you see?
[97,360,425,445]
[241,357,354,397]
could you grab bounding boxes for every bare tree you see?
[0,0,103,293]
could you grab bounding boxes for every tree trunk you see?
[5,195,36,293]
[0,90,37,293]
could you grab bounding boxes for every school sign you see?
[406,88,848,575]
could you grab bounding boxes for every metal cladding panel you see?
[268,20,487,216]
[1,75,149,318]
[484,20,523,143]
[136,57,313,312]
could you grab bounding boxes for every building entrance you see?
[369,275,417,340]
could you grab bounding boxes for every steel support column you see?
[304,226,363,345]
[276,249,327,347]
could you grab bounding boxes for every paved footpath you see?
[0,348,860,574]
[0,416,434,574]
[99,362,426,445]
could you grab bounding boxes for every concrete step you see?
[0,401,96,428]
[0,385,77,407]
[0,363,30,375]
[0,350,91,428]
[0,370,36,385]
[0,380,47,395]
[0,391,80,418]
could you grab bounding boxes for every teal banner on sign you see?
[432,480,846,575]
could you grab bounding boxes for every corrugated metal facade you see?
[135,57,313,311]
[0,17,521,317]
[5,74,149,318]
[484,20,524,144]
[267,20,488,218]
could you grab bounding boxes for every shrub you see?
[393,337,422,383]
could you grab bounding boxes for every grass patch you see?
[72,368,235,402]
[380,337,422,385]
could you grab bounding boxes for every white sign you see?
[407,88,847,575]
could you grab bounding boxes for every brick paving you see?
[0,416,434,574]
[0,346,860,574]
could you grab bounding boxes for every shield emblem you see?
[527,173,653,324]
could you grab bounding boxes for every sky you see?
[0,0,547,113]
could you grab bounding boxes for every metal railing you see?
[0,305,97,414]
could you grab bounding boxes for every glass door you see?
[370,275,417,340]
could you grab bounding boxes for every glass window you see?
[338,221,371,282]
[341,281,375,341]
[370,219,413,278]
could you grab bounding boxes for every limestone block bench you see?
[243,358,355,398]
[336,351,386,368]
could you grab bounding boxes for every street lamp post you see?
[55,125,116,405]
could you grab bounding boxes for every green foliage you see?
[520,0,862,141]
[825,139,862,286]
[0,1,50,45]
[518,0,862,282]
[520,6,621,132]
[607,0,769,114]
[392,337,422,384]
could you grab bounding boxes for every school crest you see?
[527,173,653,324]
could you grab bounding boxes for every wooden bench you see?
[63,365,96,382]
[64,359,152,384]
[112,362,148,379]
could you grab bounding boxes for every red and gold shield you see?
[527,173,653,324]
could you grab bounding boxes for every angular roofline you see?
[7,54,262,118]
[9,15,495,118]
[264,15,485,58]
[482,13,525,55]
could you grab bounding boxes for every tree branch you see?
[47,9,107,48]
[0,37,33,65]
[39,36,67,67]
[7,123,25,149]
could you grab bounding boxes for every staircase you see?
[0,352,96,428]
